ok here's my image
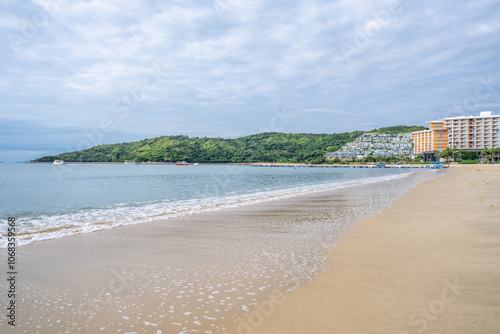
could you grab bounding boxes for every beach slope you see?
[252,165,500,334]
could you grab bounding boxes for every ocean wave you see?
[1,171,428,248]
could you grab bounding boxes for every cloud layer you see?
[1,0,499,161]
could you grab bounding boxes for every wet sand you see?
[249,165,500,334]
[0,170,442,333]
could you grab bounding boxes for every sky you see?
[1,0,499,162]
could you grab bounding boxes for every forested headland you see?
[33,125,426,164]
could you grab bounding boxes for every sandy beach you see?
[2,165,498,333]
[246,164,500,334]
[1,168,437,333]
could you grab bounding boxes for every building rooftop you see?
[440,111,497,120]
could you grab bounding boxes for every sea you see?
[1,163,437,249]
[0,163,447,333]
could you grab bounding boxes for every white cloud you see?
[465,22,500,36]
[0,0,498,161]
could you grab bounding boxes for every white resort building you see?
[412,111,500,155]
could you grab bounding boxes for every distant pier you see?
[250,163,447,169]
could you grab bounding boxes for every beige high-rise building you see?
[412,111,500,155]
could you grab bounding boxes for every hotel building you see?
[411,121,448,155]
[412,111,500,155]
[444,111,500,150]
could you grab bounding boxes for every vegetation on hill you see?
[33,126,427,164]
[369,125,427,134]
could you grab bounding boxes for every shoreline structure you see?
[243,164,500,334]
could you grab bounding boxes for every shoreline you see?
[25,161,254,165]
[0,169,441,333]
[25,161,461,166]
[247,164,500,334]
[4,168,425,249]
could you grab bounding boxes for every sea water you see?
[0,163,446,333]
[1,163,431,248]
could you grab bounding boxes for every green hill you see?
[33,125,427,164]
[370,125,427,134]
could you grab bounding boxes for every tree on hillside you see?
[31,126,424,163]
[370,125,428,134]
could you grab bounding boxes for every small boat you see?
[193,163,199,166]
[176,161,189,166]
[124,160,137,165]
[53,160,66,165]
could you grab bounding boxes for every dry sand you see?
[245,165,500,334]
[4,165,499,333]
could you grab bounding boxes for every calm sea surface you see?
[0,163,446,333]
[1,163,428,247]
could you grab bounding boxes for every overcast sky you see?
[1,0,499,162]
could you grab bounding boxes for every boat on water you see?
[176,161,189,166]
[193,163,199,166]
[124,160,137,165]
[53,160,66,165]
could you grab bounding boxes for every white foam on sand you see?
[4,171,433,248]
[2,170,448,333]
